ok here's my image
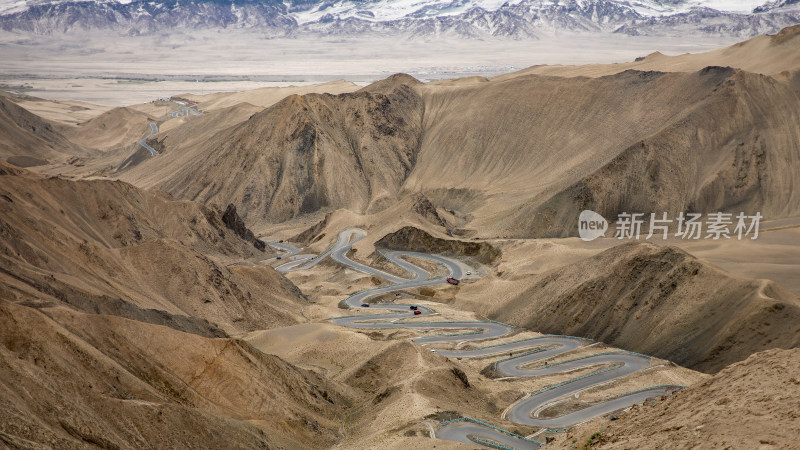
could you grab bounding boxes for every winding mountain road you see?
[171,107,202,118]
[138,122,159,156]
[268,229,683,449]
[137,106,203,156]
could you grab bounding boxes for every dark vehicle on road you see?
[413,310,422,315]
[446,277,460,285]
[361,303,370,307]
[410,306,418,310]
[276,256,282,260]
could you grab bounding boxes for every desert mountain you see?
[406,65,800,237]
[501,23,800,78]
[181,80,359,111]
[118,74,425,224]
[0,93,84,167]
[63,106,155,151]
[111,50,800,239]
[456,242,800,373]
[0,162,305,335]
[0,301,354,449]
[553,347,800,449]
[504,66,800,237]
[0,160,369,448]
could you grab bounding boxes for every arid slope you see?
[118,74,425,225]
[410,66,800,237]
[101,29,800,239]
[0,162,304,335]
[0,94,83,166]
[501,23,800,79]
[461,242,800,373]
[554,347,800,450]
[63,106,155,150]
[0,302,354,449]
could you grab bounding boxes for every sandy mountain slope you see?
[133,102,263,159]
[554,347,800,450]
[245,323,507,450]
[0,162,305,335]
[33,101,268,181]
[183,80,360,111]
[508,68,800,237]
[456,242,800,373]
[106,29,800,239]
[410,66,800,237]
[0,93,84,167]
[501,23,800,79]
[63,106,156,150]
[118,74,425,225]
[0,301,354,449]
[13,97,109,127]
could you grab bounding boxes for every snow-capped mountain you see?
[754,0,800,12]
[0,0,295,35]
[0,0,797,38]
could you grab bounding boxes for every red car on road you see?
[413,310,422,315]
[446,277,460,285]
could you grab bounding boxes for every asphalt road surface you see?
[266,229,683,449]
[171,107,202,118]
[437,420,542,450]
[138,122,159,156]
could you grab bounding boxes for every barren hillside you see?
[0,94,84,167]
[509,67,800,237]
[63,106,155,151]
[95,35,800,240]
[553,347,800,450]
[456,242,800,373]
[410,66,800,238]
[0,301,355,449]
[0,161,360,447]
[118,74,425,224]
[182,80,360,110]
[0,162,305,335]
[500,23,800,79]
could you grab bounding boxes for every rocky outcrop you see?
[291,213,331,245]
[411,193,447,229]
[222,203,266,251]
[375,226,500,264]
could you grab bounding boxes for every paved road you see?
[433,335,587,360]
[138,122,159,156]
[267,241,302,257]
[437,420,542,450]
[435,336,681,445]
[136,104,202,157]
[171,107,202,118]
[270,229,511,343]
[500,350,676,427]
[264,241,315,270]
[266,228,683,449]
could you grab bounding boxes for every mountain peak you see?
[1,0,798,38]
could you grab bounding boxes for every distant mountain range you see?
[0,0,798,38]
